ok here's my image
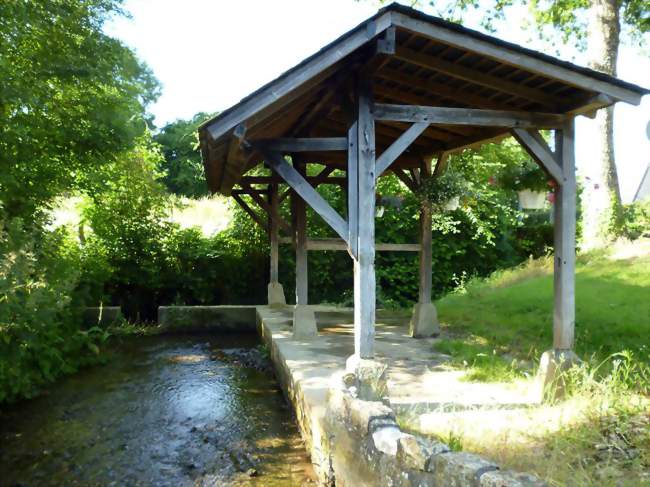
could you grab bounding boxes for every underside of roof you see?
[199,2,649,195]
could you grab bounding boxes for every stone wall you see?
[158,306,257,333]
[326,372,546,487]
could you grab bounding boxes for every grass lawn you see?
[423,239,650,485]
[434,239,650,382]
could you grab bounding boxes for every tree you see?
[366,0,648,243]
[153,112,214,198]
[0,0,160,220]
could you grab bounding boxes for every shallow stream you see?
[0,333,314,486]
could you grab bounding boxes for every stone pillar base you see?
[346,355,388,401]
[292,305,317,340]
[267,282,286,306]
[537,349,580,401]
[409,301,440,338]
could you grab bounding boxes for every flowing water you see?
[0,333,314,486]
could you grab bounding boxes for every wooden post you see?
[269,184,279,282]
[553,120,576,350]
[291,161,317,338]
[267,183,285,305]
[294,163,308,307]
[353,81,376,359]
[418,196,433,304]
[538,118,578,399]
[410,158,439,337]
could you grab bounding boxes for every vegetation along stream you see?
[0,333,314,486]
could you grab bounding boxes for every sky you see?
[105,0,650,203]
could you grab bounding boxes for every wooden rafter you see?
[373,103,566,129]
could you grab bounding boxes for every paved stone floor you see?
[257,305,541,445]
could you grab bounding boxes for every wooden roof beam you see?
[394,46,560,109]
[373,103,566,128]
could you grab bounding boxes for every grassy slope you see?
[428,241,650,485]
[434,242,650,381]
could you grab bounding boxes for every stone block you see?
[267,282,286,306]
[430,452,498,486]
[345,396,395,433]
[409,301,440,337]
[397,433,449,471]
[346,355,388,401]
[292,305,318,339]
[537,349,580,401]
[480,469,547,486]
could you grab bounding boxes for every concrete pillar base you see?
[267,282,286,306]
[409,302,440,338]
[346,355,388,402]
[537,349,580,401]
[292,305,318,340]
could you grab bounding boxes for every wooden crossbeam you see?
[393,168,418,192]
[231,193,267,233]
[253,137,348,153]
[373,103,566,129]
[376,122,430,177]
[239,181,292,232]
[511,129,564,185]
[278,238,419,252]
[262,150,349,243]
[240,175,345,186]
[394,46,560,108]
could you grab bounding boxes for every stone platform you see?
[256,305,544,486]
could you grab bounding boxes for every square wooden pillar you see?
[539,119,579,396]
[410,191,440,338]
[350,83,376,360]
[292,162,317,338]
[267,183,285,305]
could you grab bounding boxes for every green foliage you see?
[418,169,467,210]
[154,113,214,197]
[620,199,650,240]
[435,245,650,382]
[0,0,159,220]
[0,217,106,403]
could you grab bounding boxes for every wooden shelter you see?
[198,4,648,378]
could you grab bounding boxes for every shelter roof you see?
[199,3,649,194]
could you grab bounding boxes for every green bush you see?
[621,199,650,240]
[0,217,105,403]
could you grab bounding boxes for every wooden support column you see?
[410,157,440,337]
[353,81,376,360]
[538,118,579,399]
[291,161,317,339]
[293,166,308,306]
[267,184,285,305]
[553,121,577,351]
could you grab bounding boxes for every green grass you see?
[434,241,650,382]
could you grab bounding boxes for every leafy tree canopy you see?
[153,112,214,198]
[0,0,160,219]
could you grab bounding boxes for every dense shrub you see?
[0,217,105,403]
[621,199,650,240]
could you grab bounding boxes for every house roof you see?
[198,2,649,195]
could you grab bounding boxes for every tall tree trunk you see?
[582,0,622,246]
